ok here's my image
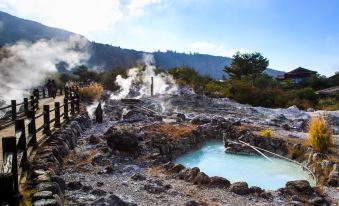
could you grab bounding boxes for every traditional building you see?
[277,67,317,84]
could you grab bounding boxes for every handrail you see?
[0,85,81,203]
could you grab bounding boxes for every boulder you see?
[230,182,250,195]
[177,113,186,122]
[36,182,63,196]
[193,172,210,185]
[190,115,211,125]
[185,167,200,181]
[327,170,339,187]
[249,186,264,194]
[67,181,83,190]
[285,180,313,195]
[33,199,61,206]
[90,195,137,206]
[91,189,107,196]
[208,176,230,189]
[131,173,146,181]
[88,135,100,144]
[31,191,53,202]
[105,129,139,153]
[169,164,185,173]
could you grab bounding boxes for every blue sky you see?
[1,0,338,76]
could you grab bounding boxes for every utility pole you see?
[151,76,154,97]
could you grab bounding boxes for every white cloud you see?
[190,41,249,57]
[0,0,163,36]
[127,0,163,16]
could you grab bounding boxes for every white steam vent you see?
[111,53,178,99]
[0,35,89,102]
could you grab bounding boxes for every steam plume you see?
[0,35,89,102]
[111,53,178,99]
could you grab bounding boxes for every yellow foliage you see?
[308,116,333,153]
[79,83,104,101]
[259,128,272,138]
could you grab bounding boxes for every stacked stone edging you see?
[28,113,91,206]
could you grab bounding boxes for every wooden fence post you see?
[23,98,28,115]
[27,110,37,147]
[35,89,40,99]
[2,136,19,195]
[75,92,80,113]
[15,119,27,165]
[64,98,69,121]
[30,96,35,111]
[60,87,63,96]
[42,88,46,98]
[43,105,50,135]
[70,94,75,116]
[11,100,17,121]
[65,87,69,99]
[54,102,61,128]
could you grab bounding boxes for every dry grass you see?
[144,123,196,141]
[79,82,104,101]
[308,116,333,153]
[21,189,36,206]
[259,128,273,138]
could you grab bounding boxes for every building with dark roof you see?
[277,67,317,84]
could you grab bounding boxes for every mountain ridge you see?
[0,11,284,79]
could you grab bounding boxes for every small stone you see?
[131,173,146,181]
[91,189,107,196]
[105,165,114,173]
[291,195,301,201]
[82,185,93,192]
[36,182,62,196]
[51,176,66,193]
[308,197,329,205]
[31,191,53,202]
[286,201,303,206]
[230,182,250,195]
[249,186,264,194]
[96,182,104,187]
[88,135,100,144]
[185,200,202,206]
[169,164,185,173]
[33,199,60,206]
[67,181,83,190]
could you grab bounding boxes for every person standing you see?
[51,80,57,99]
[46,79,52,98]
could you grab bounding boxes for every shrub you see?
[308,116,333,153]
[259,128,272,138]
[79,82,104,101]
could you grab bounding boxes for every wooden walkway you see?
[0,95,65,164]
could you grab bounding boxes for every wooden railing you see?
[0,86,80,203]
[0,86,65,129]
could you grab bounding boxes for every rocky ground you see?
[31,94,338,206]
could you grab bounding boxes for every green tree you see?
[223,52,269,80]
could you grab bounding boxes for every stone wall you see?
[28,113,91,206]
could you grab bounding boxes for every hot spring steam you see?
[110,54,178,100]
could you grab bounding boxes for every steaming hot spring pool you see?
[175,141,315,190]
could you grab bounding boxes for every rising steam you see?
[111,53,178,99]
[0,35,89,102]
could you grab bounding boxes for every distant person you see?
[46,79,52,98]
[51,80,57,99]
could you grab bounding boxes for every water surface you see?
[175,141,315,190]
